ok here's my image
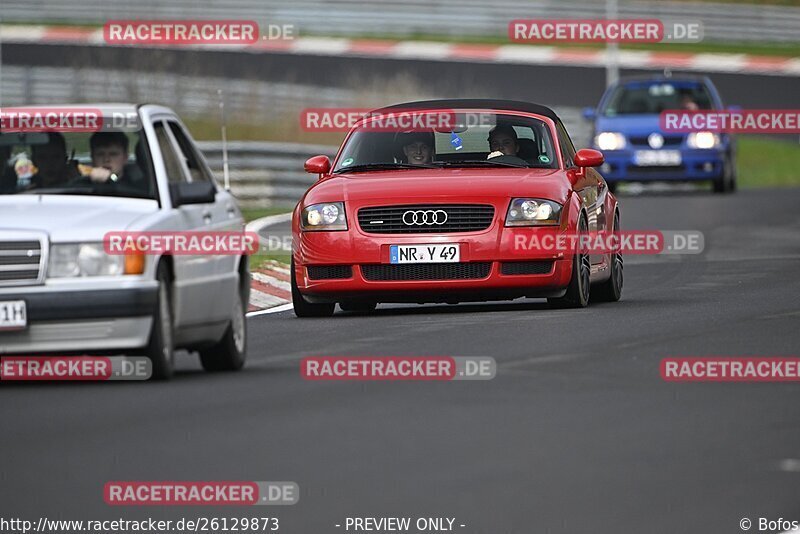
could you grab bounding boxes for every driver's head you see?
[488,124,519,156]
[31,132,68,184]
[90,132,129,175]
[398,131,434,165]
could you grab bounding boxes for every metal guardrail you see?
[1,0,799,43]
[197,141,336,208]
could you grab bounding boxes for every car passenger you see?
[487,124,520,158]
[28,132,80,189]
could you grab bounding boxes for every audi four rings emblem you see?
[402,210,448,225]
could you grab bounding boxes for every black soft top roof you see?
[375,99,560,122]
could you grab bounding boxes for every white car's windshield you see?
[0,130,156,199]
[333,111,558,173]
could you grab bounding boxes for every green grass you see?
[737,136,800,188]
[241,207,291,223]
[318,31,800,58]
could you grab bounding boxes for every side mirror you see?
[574,148,604,168]
[170,181,216,207]
[582,107,597,121]
[304,155,331,177]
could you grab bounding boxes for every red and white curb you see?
[245,212,293,316]
[2,24,798,77]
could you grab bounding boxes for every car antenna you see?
[218,89,231,191]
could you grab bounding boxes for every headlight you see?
[49,243,124,278]
[595,132,626,151]
[687,131,719,149]
[506,198,562,226]
[302,202,348,231]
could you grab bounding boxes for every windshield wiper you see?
[334,162,437,173]
[439,160,530,168]
[19,187,96,195]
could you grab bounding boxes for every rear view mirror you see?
[170,181,216,207]
[574,148,604,168]
[304,155,331,177]
[582,107,597,121]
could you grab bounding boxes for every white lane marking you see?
[247,303,294,317]
[392,41,453,59]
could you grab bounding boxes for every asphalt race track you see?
[2,187,800,533]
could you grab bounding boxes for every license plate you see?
[390,244,460,264]
[0,300,27,331]
[634,150,682,166]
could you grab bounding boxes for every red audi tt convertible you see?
[291,99,622,317]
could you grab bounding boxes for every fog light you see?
[703,162,714,172]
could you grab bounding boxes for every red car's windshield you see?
[333,111,558,173]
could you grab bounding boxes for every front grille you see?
[0,239,43,286]
[307,265,353,280]
[361,262,491,281]
[630,135,684,147]
[500,261,554,275]
[358,204,494,234]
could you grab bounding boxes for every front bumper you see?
[600,149,726,182]
[294,227,574,304]
[0,284,158,354]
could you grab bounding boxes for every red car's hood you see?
[306,168,570,206]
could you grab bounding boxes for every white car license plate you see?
[390,244,460,264]
[634,150,682,166]
[0,300,27,331]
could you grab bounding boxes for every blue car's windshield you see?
[602,81,715,116]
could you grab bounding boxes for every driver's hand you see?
[88,167,112,183]
[487,151,504,159]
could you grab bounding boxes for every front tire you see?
[291,259,335,318]
[548,215,591,309]
[147,263,175,380]
[199,279,247,372]
[713,156,736,194]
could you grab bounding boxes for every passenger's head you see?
[31,133,68,185]
[680,94,699,111]
[398,131,434,165]
[90,131,129,175]
[488,124,519,156]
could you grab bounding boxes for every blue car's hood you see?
[595,114,664,136]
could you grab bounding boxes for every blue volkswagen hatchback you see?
[584,75,736,193]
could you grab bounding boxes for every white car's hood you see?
[0,195,159,242]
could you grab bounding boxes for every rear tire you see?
[147,263,175,380]
[548,215,591,309]
[199,279,247,372]
[592,212,623,303]
[291,259,335,318]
